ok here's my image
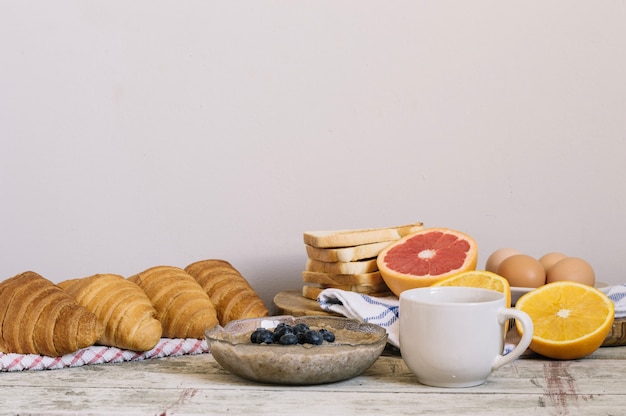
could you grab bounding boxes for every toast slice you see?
[305,241,391,263]
[303,222,424,248]
[302,271,385,286]
[305,258,379,275]
[302,284,392,300]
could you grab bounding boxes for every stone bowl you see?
[206,315,388,385]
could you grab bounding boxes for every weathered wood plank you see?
[1,385,624,415]
[2,352,626,391]
[2,348,625,415]
[3,353,625,393]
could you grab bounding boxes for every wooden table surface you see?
[2,343,625,416]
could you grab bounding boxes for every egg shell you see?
[497,254,546,288]
[538,252,568,273]
[485,248,522,273]
[546,257,595,286]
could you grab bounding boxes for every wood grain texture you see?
[603,317,626,347]
[1,347,626,415]
[272,289,342,317]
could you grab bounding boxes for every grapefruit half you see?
[377,228,478,296]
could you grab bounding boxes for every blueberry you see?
[303,330,323,345]
[274,323,289,332]
[293,323,310,335]
[254,329,274,344]
[273,325,294,340]
[319,328,335,342]
[250,330,262,344]
[278,333,299,345]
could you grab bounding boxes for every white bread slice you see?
[302,271,384,286]
[302,284,392,300]
[310,282,389,293]
[305,241,391,263]
[303,222,424,248]
[305,258,379,275]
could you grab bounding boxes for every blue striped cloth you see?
[607,284,626,318]
[318,289,400,347]
[318,285,626,349]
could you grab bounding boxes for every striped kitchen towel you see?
[607,284,626,318]
[318,288,400,347]
[0,338,208,372]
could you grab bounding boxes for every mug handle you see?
[492,308,534,371]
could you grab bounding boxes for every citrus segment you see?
[515,281,615,360]
[377,228,478,296]
[432,270,511,307]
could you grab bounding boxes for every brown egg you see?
[546,257,595,286]
[538,252,568,273]
[485,248,522,273]
[497,254,546,288]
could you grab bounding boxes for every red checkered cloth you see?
[0,338,209,371]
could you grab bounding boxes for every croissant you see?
[184,259,269,325]
[58,274,163,351]
[0,271,102,356]
[128,266,219,339]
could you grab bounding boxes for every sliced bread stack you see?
[301,222,425,300]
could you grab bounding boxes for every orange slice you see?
[432,270,511,307]
[377,228,478,296]
[515,281,615,360]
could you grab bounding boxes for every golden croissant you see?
[59,274,163,351]
[0,271,102,356]
[128,266,219,339]
[184,259,268,325]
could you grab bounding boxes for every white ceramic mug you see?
[399,286,533,388]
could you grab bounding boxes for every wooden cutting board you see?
[273,290,342,317]
[604,318,626,347]
[272,290,626,347]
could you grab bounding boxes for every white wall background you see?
[1,1,625,307]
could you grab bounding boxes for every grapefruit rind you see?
[515,281,615,360]
[376,228,478,296]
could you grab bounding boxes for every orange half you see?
[515,281,614,360]
[432,270,511,307]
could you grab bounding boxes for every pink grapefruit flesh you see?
[377,228,478,296]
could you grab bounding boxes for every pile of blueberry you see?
[250,322,336,346]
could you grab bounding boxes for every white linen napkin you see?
[318,285,626,350]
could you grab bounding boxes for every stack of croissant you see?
[0,259,268,357]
